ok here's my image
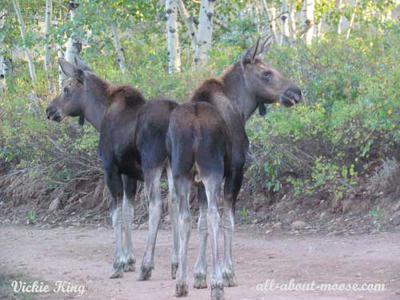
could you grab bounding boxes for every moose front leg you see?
[138,167,163,281]
[105,168,125,279]
[221,167,243,287]
[193,184,208,289]
[122,175,137,272]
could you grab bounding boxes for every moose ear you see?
[59,58,77,78]
[242,37,261,65]
[74,56,91,72]
[59,57,85,83]
[258,35,273,56]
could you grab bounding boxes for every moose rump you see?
[167,101,231,298]
[168,102,231,181]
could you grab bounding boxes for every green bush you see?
[1,26,399,203]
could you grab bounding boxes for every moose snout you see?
[46,105,62,122]
[285,86,302,103]
[280,86,302,107]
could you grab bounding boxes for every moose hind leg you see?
[204,175,224,300]
[167,165,179,279]
[174,175,192,297]
[193,184,208,289]
[139,167,163,281]
[122,175,136,272]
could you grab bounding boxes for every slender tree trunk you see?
[0,55,6,93]
[44,0,53,92]
[110,23,127,74]
[304,0,315,45]
[270,5,279,43]
[346,0,358,39]
[166,0,181,73]
[194,0,215,65]
[65,1,81,64]
[0,11,7,92]
[260,0,278,43]
[280,1,290,45]
[289,2,297,40]
[12,0,36,83]
[316,16,325,40]
[336,0,346,34]
[57,47,64,88]
[177,0,197,50]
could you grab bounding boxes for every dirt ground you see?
[0,225,399,300]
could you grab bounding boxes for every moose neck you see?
[222,63,258,121]
[81,74,109,131]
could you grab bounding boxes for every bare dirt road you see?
[0,225,399,300]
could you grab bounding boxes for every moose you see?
[46,58,180,280]
[167,37,302,299]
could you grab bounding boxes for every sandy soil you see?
[0,225,399,300]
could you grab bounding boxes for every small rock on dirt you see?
[48,198,60,212]
[291,220,307,230]
[272,222,282,230]
[390,211,400,226]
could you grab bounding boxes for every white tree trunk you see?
[111,23,127,74]
[0,55,6,93]
[65,1,81,64]
[304,0,315,45]
[12,0,36,83]
[260,0,278,43]
[177,0,197,50]
[194,0,215,65]
[44,0,52,73]
[166,0,181,73]
[289,2,297,40]
[44,0,53,92]
[270,6,280,44]
[280,1,290,45]
[316,16,325,40]
[0,11,7,92]
[346,0,358,39]
[336,0,346,34]
[57,47,64,88]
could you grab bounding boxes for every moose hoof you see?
[124,257,136,272]
[193,273,207,289]
[222,271,237,287]
[211,282,224,300]
[138,265,153,281]
[175,281,189,297]
[110,270,124,279]
[110,260,124,279]
[171,263,179,279]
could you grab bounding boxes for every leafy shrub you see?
[1,26,399,207]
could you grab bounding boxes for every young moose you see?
[167,37,302,299]
[46,58,180,280]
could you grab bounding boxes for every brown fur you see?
[167,43,302,298]
[191,79,225,104]
[107,85,146,107]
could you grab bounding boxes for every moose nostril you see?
[286,86,302,102]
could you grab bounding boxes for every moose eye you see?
[263,71,273,81]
